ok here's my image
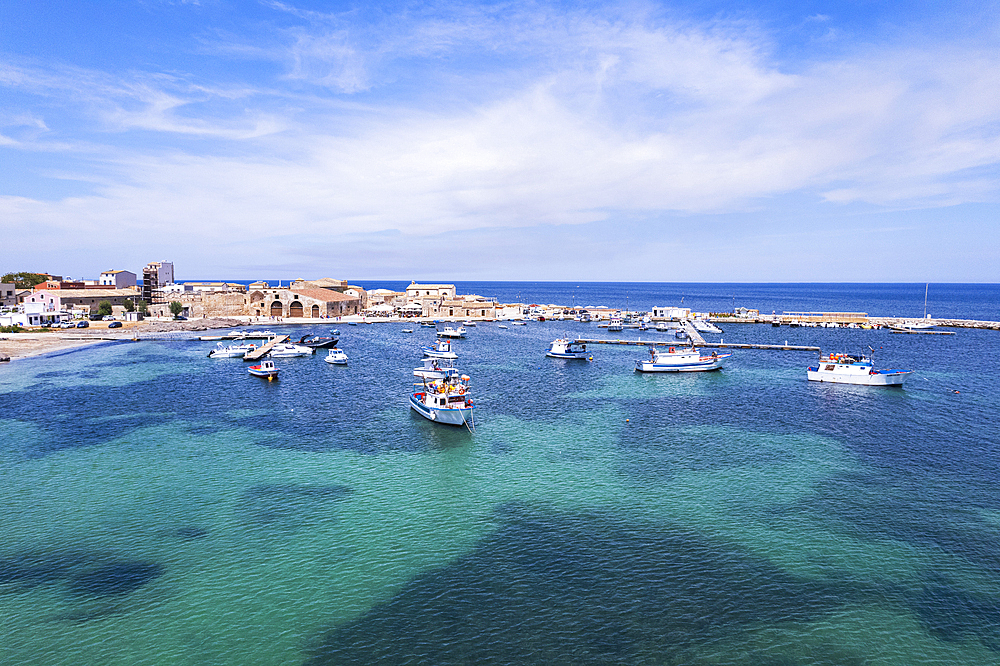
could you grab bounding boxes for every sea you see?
[1,282,999,666]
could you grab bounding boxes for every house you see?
[142,261,174,302]
[0,283,15,308]
[99,270,137,289]
[246,287,361,318]
[650,306,691,321]
[21,290,61,326]
[406,282,456,301]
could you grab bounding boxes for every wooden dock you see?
[243,335,289,361]
[889,328,956,335]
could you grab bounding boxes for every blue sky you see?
[2,0,999,282]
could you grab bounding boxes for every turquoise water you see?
[2,284,1000,665]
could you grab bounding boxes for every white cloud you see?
[3,4,1000,278]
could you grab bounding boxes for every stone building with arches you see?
[247,287,361,319]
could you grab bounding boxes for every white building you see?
[99,270,137,289]
[650,306,692,320]
[406,282,456,302]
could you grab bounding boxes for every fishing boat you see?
[512,320,527,326]
[324,348,348,365]
[248,359,279,380]
[267,342,315,357]
[462,320,477,326]
[208,341,258,358]
[422,338,458,359]
[437,325,467,338]
[607,316,623,332]
[807,352,912,386]
[413,356,455,379]
[401,328,414,333]
[497,324,508,329]
[546,338,591,360]
[297,332,339,349]
[635,346,731,372]
[410,368,474,426]
[420,321,437,328]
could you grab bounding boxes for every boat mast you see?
[923,283,929,319]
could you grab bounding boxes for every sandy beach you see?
[0,318,244,362]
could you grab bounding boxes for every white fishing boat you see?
[267,342,315,357]
[437,325,467,338]
[413,356,455,379]
[324,348,348,365]
[546,338,591,360]
[208,341,258,358]
[410,368,474,426]
[807,352,912,386]
[497,324,508,329]
[635,346,731,372]
[401,328,414,333]
[607,316,623,332]
[248,359,279,380]
[512,320,527,326]
[422,338,458,359]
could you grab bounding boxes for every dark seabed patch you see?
[240,484,353,531]
[909,573,1000,652]
[306,504,877,665]
[173,526,210,540]
[0,550,163,598]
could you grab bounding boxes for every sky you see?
[2,0,999,282]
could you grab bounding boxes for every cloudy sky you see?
[2,0,999,281]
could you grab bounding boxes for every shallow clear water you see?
[2,283,999,665]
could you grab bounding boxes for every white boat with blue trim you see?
[437,325,467,338]
[410,368,474,426]
[248,359,279,380]
[324,348,348,365]
[635,345,731,372]
[208,341,258,358]
[807,352,912,386]
[546,338,591,360]
[422,338,458,359]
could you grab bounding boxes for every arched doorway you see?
[289,301,304,318]
[311,304,320,318]
[270,301,283,317]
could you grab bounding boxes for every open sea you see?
[2,282,999,665]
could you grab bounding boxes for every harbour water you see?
[2,282,999,665]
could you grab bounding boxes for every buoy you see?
[626,418,630,423]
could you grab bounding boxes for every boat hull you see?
[807,368,911,386]
[635,351,730,373]
[546,352,590,359]
[409,393,473,425]
[248,368,278,378]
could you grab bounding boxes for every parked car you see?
[59,321,76,329]
[76,320,89,328]
[108,321,123,328]
[174,315,187,320]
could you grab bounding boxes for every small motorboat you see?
[512,320,527,326]
[546,338,591,360]
[248,359,279,380]
[635,346,731,373]
[462,320,477,327]
[324,348,348,365]
[208,341,258,358]
[437,326,467,338]
[497,324,508,329]
[297,333,339,349]
[675,329,688,340]
[410,369,474,426]
[420,321,437,328]
[422,338,458,359]
[807,352,912,386]
[268,342,315,357]
[401,328,414,333]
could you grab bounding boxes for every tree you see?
[136,299,149,315]
[123,298,135,312]
[97,301,113,317]
[169,301,184,318]
[1,272,48,289]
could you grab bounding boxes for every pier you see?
[573,338,820,352]
[243,335,289,361]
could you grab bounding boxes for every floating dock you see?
[573,338,820,352]
[888,328,955,335]
[243,335,289,361]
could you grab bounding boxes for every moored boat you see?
[267,342,315,357]
[437,325,467,338]
[248,359,279,380]
[208,341,258,358]
[410,369,474,426]
[635,346,731,372]
[324,348,348,365]
[297,332,340,348]
[807,352,912,386]
[422,338,458,359]
[546,338,591,360]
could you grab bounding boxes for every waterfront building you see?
[142,261,174,303]
[406,282,456,301]
[247,287,361,318]
[424,295,497,319]
[651,306,692,321]
[0,283,15,308]
[99,270,137,289]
